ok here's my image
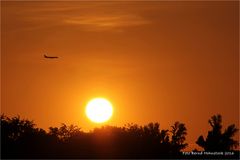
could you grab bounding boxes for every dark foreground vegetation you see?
[1,114,239,159]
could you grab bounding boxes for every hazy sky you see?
[1,1,239,150]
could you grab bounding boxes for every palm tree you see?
[196,114,239,151]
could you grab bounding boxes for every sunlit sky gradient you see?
[1,1,239,150]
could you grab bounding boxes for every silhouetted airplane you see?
[44,54,58,59]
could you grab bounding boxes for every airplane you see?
[44,54,59,59]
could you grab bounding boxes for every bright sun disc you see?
[86,98,113,123]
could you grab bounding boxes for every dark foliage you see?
[196,114,239,151]
[1,114,239,159]
[1,115,187,158]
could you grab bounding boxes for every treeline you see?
[1,114,239,159]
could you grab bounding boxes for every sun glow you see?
[85,98,113,123]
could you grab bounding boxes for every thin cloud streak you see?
[64,14,150,31]
[3,2,152,32]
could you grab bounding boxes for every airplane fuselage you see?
[44,54,58,58]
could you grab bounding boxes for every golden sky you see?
[1,1,239,150]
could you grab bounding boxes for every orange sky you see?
[1,1,239,150]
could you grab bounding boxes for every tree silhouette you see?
[196,114,239,151]
[49,123,81,141]
[1,115,55,158]
[170,121,188,153]
[1,114,238,159]
[1,114,36,141]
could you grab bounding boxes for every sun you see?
[85,98,113,123]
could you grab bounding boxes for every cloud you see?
[63,14,150,31]
[3,2,152,32]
